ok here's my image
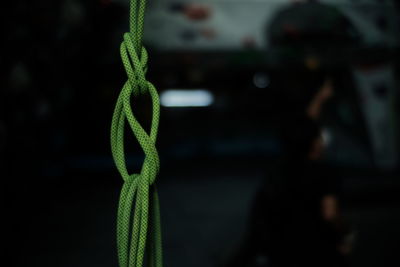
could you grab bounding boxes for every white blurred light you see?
[160,89,214,107]
[322,128,332,147]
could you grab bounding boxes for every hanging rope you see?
[110,0,163,266]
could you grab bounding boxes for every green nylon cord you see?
[110,0,163,266]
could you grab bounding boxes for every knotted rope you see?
[110,0,163,266]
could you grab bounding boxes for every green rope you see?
[110,0,163,266]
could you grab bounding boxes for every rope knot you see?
[122,33,149,96]
[110,1,163,265]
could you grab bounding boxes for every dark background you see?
[2,0,400,266]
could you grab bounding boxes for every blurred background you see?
[2,0,400,266]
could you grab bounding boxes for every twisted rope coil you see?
[110,0,163,266]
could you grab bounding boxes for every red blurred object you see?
[184,4,212,21]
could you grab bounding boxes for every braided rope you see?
[110,0,163,266]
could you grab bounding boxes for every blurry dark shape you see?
[279,116,323,159]
[226,116,353,267]
[9,61,32,90]
[224,38,356,263]
[253,72,270,89]
[269,2,358,45]
[282,23,301,40]
[375,16,388,31]
[180,29,198,42]
[0,120,6,171]
[291,0,308,3]
[35,98,51,120]
[269,67,331,117]
[304,55,320,70]
[187,69,204,83]
[168,2,185,13]
[162,72,180,87]
[267,1,360,67]
[100,0,112,7]
[372,84,388,99]
[182,53,198,65]
[184,3,212,21]
[61,0,85,27]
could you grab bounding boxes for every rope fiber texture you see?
[110,0,163,266]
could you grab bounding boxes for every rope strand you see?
[110,0,163,266]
